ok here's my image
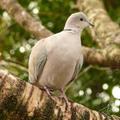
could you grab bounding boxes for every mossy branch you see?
[0,69,120,119]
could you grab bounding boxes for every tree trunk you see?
[0,69,120,120]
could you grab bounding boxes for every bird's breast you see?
[38,34,82,90]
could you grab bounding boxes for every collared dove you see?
[28,12,94,105]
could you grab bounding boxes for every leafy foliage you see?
[0,0,120,116]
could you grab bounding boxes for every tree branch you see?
[76,0,120,68]
[0,0,53,40]
[77,0,120,47]
[82,45,120,69]
[0,69,120,120]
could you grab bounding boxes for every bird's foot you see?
[59,89,74,106]
[39,86,55,95]
[39,86,55,101]
[99,104,111,120]
[59,95,74,102]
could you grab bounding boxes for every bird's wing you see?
[28,39,47,84]
[68,54,83,84]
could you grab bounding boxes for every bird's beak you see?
[87,21,94,27]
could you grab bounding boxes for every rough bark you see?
[77,0,120,47]
[82,45,120,69]
[0,69,120,120]
[77,0,120,68]
[0,0,120,68]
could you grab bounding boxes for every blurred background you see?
[0,0,120,116]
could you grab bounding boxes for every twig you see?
[0,61,28,73]
[92,66,110,71]
[0,14,10,26]
[35,12,64,17]
[79,73,103,90]
[76,65,93,80]
[0,56,26,66]
[64,65,92,92]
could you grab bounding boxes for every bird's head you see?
[64,12,94,31]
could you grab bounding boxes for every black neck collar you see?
[63,29,73,31]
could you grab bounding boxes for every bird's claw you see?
[59,89,74,106]
[39,86,55,101]
[59,95,74,103]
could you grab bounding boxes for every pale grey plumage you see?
[28,12,94,105]
[29,39,47,86]
[68,54,83,84]
[29,31,82,90]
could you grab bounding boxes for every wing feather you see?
[28,39,47,84]
[67,54,83,84]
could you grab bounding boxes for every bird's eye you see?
[80,18,83,21]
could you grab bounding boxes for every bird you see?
[28,12,94,105]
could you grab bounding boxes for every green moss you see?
[33,98,56,120]
[3,95,17,112]
[71,104,77,120]
[0,94,29,119]
[83,110,90,120]
[0,108,9,120]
